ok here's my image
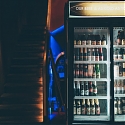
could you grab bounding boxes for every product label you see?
[81,40,86,45]
[88,56,91,61]
[114,107,118,115]
[86,40,91,45]
[117,87,120,94]
[85,90,89,95]
[101,40,106,45]
[77,40,81,45]
[81,107,86,115]
[96,41,101,45]
[81,90,84,96]
[86,107,90,115]
[91,41,96,45]
[118,107,122,114]
[74,40,76,45]
[77,107,81,114]
[96,107,100,115]
[90,107,95,115]
[95,56,99,61]
[74,107,76,114]
[91,56,95,61]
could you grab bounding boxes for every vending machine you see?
[64,1,125,125]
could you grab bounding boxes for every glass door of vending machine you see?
[113,27,125,122]
[73,27,111,121]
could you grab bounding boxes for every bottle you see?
[76,35,82,45]
[95,99,100,115]
[114,79,117,94]
[74,64,76,78]
[79,48,83,61]
[81,34,86,45]
[87,48,91,61]
[117,97,122,115]
[96,35,101,45]
[113,48,118,60]
[90,99,95,115]
[95,48,99,61]
[74,81,76,96]
[86,99,90,115]
[116,30,122,45]
[119,62,122,77]
[91,48,95,61]
[92,64,96,78]
[93,81,97,96]
[114,62,119,77]
[88,64,93,78]
[120,80,124,94]
[101,35,106,45]
[118,48,122,60]
[75,64,79,78]
[86,34,91,45]
[121,35,125,45]
[96,68,100,78]
[74,36,77,45]
[74,100,77,115]
[114,98,118,115]
[79,64,84,78]
[84,68,88,78]
[75,48,79,61]
[84,81,89,96]
[80,81,84,96]
[117,80,121,94]
[99,48,103,61]
[76,81,80,96]
[89,81,93,96]
[77,99,81,115]
[122,97,125,114]
[123,63,125,77]
[91,35,96,45]
[81,99,86,115]
[122,48,125,60]
[83,48,87,61]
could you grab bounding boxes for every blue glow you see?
[59,73,64,78]
[48,114,56,120]
[50,36,62,62]
[50,25,64,36]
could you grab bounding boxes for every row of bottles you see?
[114,30,125,45]
[74,64,101,78]
[74,34,106,45]
[74,99,100,115]
[114,62,125,77]
[114,79,125,94]
[74,81,97,96]
[74,48,104,61]
[114,97,125,115]
[113,48,125,60]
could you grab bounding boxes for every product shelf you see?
[74,96,108,99]
[74,115,110,121]
[74,78,108,81]
[74,45,108,48]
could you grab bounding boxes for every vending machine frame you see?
[64,1,125,125]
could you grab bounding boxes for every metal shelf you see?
[115,115,125,122]
[114,77,125,80]
[74,96,108,99]
[74,45,108,48]
[113,45,125,48]
[114,94,125,97]
[74,61,108,64]
[114,59,125,62]
[74,78,108,81]
[74,115,110,121]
